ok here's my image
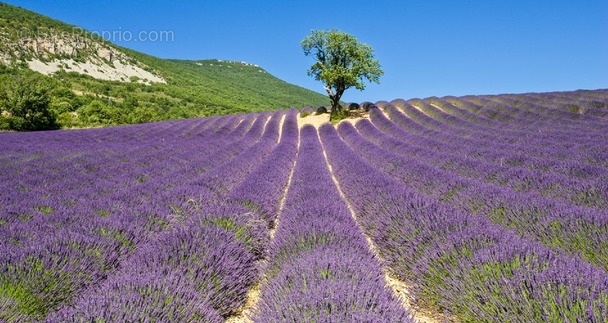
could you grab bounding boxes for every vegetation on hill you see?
[0,72,58,131]
[0,3,328,130]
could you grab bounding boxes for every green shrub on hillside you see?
[0,73,58,131]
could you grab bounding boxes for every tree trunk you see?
[325,85,344,119]
[330,95,339,116]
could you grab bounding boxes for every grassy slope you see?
[0,2,328,127]
[128,50,330,113]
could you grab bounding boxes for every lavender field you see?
[1,89,608,322]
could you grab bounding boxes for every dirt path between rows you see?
[275,113,286,144]
[317,127,442,323]
[226,114,300,323]
[228,110,444,322]
[295,111,371,130]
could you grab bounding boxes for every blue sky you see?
[4,0,608,103]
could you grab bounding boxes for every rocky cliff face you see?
[0,28,165,84]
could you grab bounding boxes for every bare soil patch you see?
[297,109,371,129]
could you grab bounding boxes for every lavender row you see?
[0,113,240,161]
[319,123,608,322]
[381,102,608,184]
[367,107,608,209]
[411,97,608,164]
[0,113,248,195]
[466,96,608,146]
[423,96,515,130]
[488,91,608,120]
[191,109,285,203]
[382,103,608,182]
[472,94,607,128]
[162,109,284,259]
[385,99,587,163]
[49,111,287,320]
[389,99,608,166]
[434,95,550,128]
[428,96,608,174]
[48,208,254,322]
[0,113,255,237]
[0,113,269,319]
[497,94,607,124]
[0,113,250,229]
[447,91,607,129]
[341,118,608,270]
[228,108,300,228]
[300,106,314,117]
[402,96,607,152]
[0,114,254,225]
[0,144,243,319]
[422,97,607,145]
[430,96,608,167]
[254,125,411,321]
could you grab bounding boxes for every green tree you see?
[301,29,383,115]
[77,100,121,125]
[0,74,58,131]
[130,106,159,124]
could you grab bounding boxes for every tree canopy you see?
[302,29,383,114]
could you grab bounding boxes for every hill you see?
[0,2,328,129]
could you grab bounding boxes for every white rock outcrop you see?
[1,32,165,84]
